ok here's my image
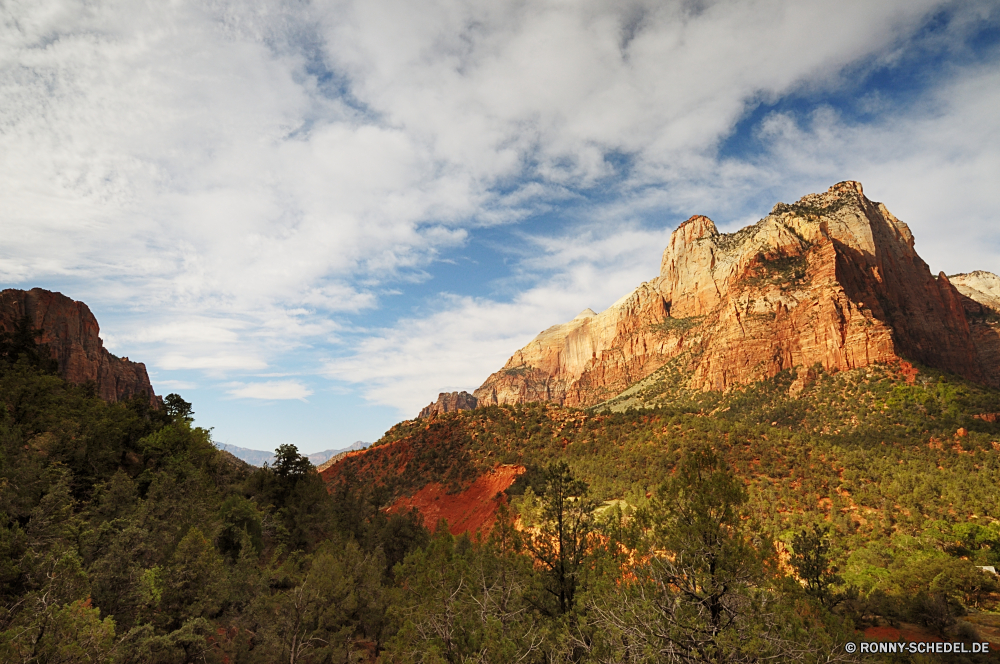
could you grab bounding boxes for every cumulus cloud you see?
[225,380,313,401]
[154,379,199,392]
[2,0,999,425]
[325,223,675,416]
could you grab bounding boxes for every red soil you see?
[389,465,524,536]
[898,360,919,385]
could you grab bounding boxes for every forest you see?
[1,321,999,663]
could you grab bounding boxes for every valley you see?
[2,182,1000,662]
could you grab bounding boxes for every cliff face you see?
[949,271,1000,384]
[474,182,1000,407]
[418,391,478,419]
[0,288,159,406]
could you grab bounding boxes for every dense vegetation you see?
[2,322,999,662]
[0,334,427,663]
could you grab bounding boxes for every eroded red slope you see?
[389,464,523,535]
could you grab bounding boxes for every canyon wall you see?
[418,391,478,418]
[0,288,159,406]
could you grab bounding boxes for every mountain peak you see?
[472,183,1000,407]
[830,180,864,196]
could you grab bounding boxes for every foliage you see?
[790,524,844,607]
[3,317,1000,662]
[521,461,596,615]
[650,315,704,335]
[0,314,59,375]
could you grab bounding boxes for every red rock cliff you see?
[474,182,1000,407]
[418,391,478,419]
[0,288,159,406]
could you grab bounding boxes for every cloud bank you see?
[3,0,998,430]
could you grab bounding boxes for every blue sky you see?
[3,0,1000,453]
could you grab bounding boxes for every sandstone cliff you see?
[418,391,478,418]
[474,182,1000,407]
[949,271,1000,385]
[0,288,159,406]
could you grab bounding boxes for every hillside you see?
[0,316,431,662]
[324,359,1000,657]
[330,360,1000,536]
[316,182,1000,660]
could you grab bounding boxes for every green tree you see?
[155,526,227,630]
[163,394,193,423]
[524,461,596,615]
[251,541,386,664]
[590,449,830,663]
[273,444,314,479]
[0,315,58,375]
[0,597,116,664]
[790,524,842,606]
[388,516,544,664]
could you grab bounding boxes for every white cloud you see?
[154,379,199,391]
[2,0,998,421]
[325,223,673,416]
[159,353,268,373]
[326,50,1000,415]
[225,380,314,401]
[319,0,951,186]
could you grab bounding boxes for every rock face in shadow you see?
[950,271,1000,383]
[474,182,1000,407]
[0,288,159,406]
[418,391,478,418]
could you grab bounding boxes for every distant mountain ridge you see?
[217,441,370,468]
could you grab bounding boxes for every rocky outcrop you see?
[418,391,478,418]
[952,271,1000,313]
[473,285,675,407]
[0,288,159,406]
[474,182,1000,407]
[949,271,1000,384]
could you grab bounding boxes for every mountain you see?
[4,233,999,660]
[473,181,1000,408]
[214,444,277,467]
[418,390,478,418]
[327,181,1000,542]
[217,441,370,467]
[0,287,159,406]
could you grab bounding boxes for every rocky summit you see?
[0,288,159,406]
[418,390,478,419]
[473,181,1000,408]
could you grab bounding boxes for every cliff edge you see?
[0,288,160,406]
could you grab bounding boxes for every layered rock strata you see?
[418,391,478,418]
[474,182,1000,407]
[0,288,159,406]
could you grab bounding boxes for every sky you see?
[2,0,999,453]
